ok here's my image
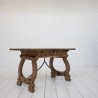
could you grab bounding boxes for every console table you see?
[10,48,75,93]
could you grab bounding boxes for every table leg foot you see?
[51,71,56,78]
[16,57,38,93]
[63,57,71,81]
[28,88,35,93]
[17,58,25,86]
[65,75,71,81]
[16,81,22,86]
[27,58,38,93]
[28,83,35,93]
[65,78,71,81]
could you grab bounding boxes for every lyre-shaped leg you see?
[17,58,25,86]
[28,58,38,92]
[63,57,71,81]
[49,57,71,81]
[49,57,56,78]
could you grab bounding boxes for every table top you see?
[10,48,75,57]
[10,48,76,51]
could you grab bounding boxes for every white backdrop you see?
[0,0,98,67]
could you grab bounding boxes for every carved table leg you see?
[49,57,66,78]
[28,58,38,93]
[63,57,71,81]
[17,57,25,86]
[49,57,71,81]
[49,57,56,78]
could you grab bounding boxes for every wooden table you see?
[10,48,75,93]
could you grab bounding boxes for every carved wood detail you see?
[49,57,71,81]
[10,48,75,93]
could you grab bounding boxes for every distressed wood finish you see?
[49,57,71,81]
[10,48,75,93]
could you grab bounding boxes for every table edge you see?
[9,48,76,51]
